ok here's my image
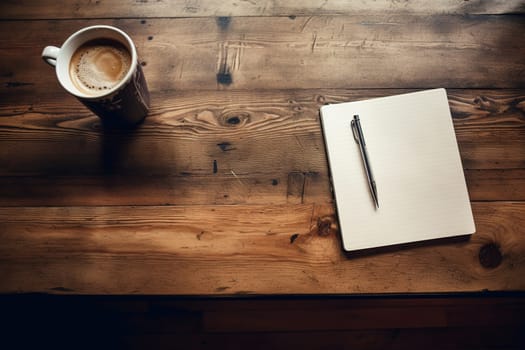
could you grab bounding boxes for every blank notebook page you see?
[320,89,475,251]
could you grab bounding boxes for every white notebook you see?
[320,89,475,252]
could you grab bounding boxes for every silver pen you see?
[350,115,379,209]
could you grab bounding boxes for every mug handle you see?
[42,46,60,67]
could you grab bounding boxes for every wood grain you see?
[1,0,523,19]
[1,15,525,93]
[1,89,523,207]
[1,1,524,301]
[1,89,523,175]
[0,202,524,294]
[1,169,525,207]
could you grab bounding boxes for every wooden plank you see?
[1,89,523,205]
[1,88,523,184]
[0,174,310,206]
[465,169,525,201]
[1,168,524,207]
[0,202,523,294]
[1,1,523,19]
[1,16,525,92]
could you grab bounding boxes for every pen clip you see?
[350,120,359,144]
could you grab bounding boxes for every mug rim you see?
[56,25,138,100]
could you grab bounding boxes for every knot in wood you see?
[479,243,502,269]
[316,95,326,104]
[316,217,335,237]
[473,95,505,113]
[219,111,249,127]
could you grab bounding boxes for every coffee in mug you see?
[42,26,149,125]
[69,39,132,97]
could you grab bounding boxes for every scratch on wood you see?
[301,16,313,32]
[302,270,320,284]
[232,36,245,71]
[184,2,200,13]
[287,172,306,204]
[179,59,185,79]
[217,42,233,85]
[230,170,245,186]
[295,136,305,150]
[311,32,318,53]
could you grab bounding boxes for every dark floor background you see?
[2,294,524,349]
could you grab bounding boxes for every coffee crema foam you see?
[69,39,131,96]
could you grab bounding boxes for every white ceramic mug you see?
[42,25,150,125]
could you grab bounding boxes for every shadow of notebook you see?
[320,89,475,252]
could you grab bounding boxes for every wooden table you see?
[1,1,525,297]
